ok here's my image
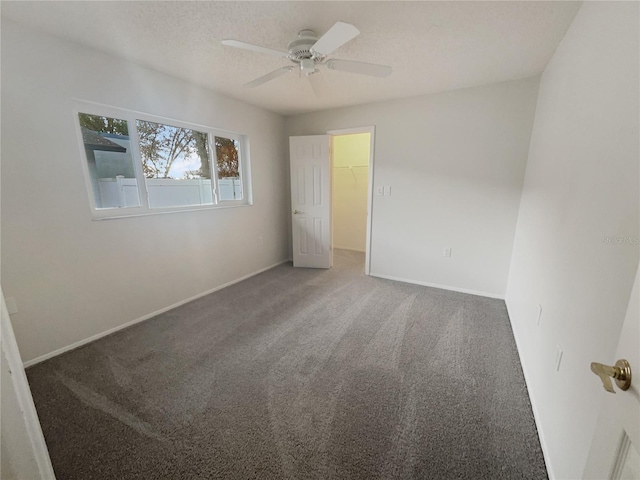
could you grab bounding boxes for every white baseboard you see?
[369,272,505,300]
[23,259,290,368]
[505,298,555,480]
[333,246,366,253]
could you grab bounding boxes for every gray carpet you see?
[26,249,547,479]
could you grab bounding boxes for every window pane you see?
[215,136,242,201]
[136,120,213,208]
[78,113,141,209]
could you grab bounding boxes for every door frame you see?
[327,126,375,275]
[1,288,56,478]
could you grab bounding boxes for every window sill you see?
[90,202,252,221]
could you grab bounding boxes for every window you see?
[215,136,243,201]
[136,120,214,208]
[78,114,141,209]
[74,102,250,218]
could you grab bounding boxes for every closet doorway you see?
[329,127,375,275]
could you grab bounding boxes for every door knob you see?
[293,209,304,214]
[590,359,631,393]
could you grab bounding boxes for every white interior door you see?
[584,264,640,479]
[290,135,332,268]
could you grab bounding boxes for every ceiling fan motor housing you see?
[288,29,325,64]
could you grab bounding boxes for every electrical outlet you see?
[555,344,563,372]
[443,247,452,257]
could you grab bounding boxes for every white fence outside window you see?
[97,177,241,209]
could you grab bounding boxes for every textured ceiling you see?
[1,1,581,116]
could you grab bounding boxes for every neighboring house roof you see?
[81,127,127,153]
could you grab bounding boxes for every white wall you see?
[1,19,289,363]
[332,134,370,252]
[505,3,639,479]
[287,77,539,297]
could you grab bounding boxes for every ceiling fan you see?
[221,21,392,93]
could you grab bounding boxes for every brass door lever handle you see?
[590,359,632,393]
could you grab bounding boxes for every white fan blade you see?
[311,21,359,56]
[244,66,294,88]
[308,72,329,97]
[326,59,392,77]
[221,39,289,58]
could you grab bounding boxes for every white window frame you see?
[72,100,252,220]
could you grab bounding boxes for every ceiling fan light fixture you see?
[300,58,315,74]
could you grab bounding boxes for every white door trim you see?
[1,288,56,479]
[327,126,375,276]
